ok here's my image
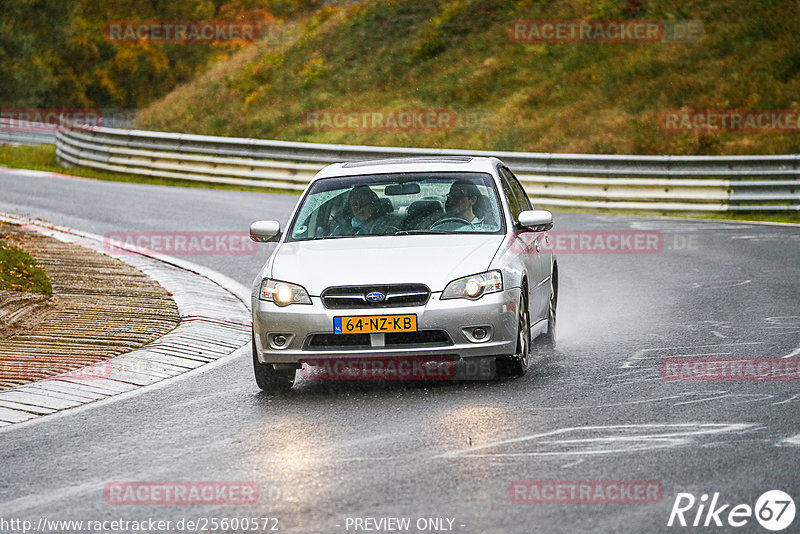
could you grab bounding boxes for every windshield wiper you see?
[394,230,448,235]
[302,235,347,240]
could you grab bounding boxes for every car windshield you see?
[286,172,505,241]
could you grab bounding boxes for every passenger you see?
[343,185,398,235]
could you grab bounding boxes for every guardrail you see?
[0,119,57,146]
[56,121,800,212]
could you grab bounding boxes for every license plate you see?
[334,314,417,334]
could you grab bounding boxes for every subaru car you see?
[249,156,557,392]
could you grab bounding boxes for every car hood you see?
[270,234,504,295]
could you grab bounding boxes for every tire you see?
[496,296,530,378]
[542,281,557,349]
[252,334,295,392]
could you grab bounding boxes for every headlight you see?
[441,270,502,300]
[259,279,312,306]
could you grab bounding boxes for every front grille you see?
[321,284,430,309]
[308,333,371,348]
[306,330,451,350]
[386,330,451,345]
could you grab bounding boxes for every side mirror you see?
[250,220,282,242]
[517,210,553,232]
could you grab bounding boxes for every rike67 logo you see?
[668,490,796,531]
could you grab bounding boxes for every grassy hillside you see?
[1,0,281,109]
[135,0,800,155]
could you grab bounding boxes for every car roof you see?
[312,156,503,181]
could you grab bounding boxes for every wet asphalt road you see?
[0,168,799,534]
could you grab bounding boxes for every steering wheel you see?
[430,217,475,230]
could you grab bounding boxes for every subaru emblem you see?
[366,291,386,303]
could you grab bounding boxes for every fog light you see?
[473,327,487,340]
[273,335,287,347]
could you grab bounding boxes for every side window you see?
[499,167,522,220]
[504,167,532,212]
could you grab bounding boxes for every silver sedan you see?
[249,156,558,392]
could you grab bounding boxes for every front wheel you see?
[496,297,530,378]
[542,284,557,349]
[252,334,295,392]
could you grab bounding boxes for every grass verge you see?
[0,238,53,295]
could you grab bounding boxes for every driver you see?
[443,180,485,224]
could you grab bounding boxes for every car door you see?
[499,166,550,324]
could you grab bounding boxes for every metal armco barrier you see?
[56,122,800,212]
[0,119,57,146]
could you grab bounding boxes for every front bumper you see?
[252,288,522,365]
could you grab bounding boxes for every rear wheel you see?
[496,296,530,378]
[252,334,295,392]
